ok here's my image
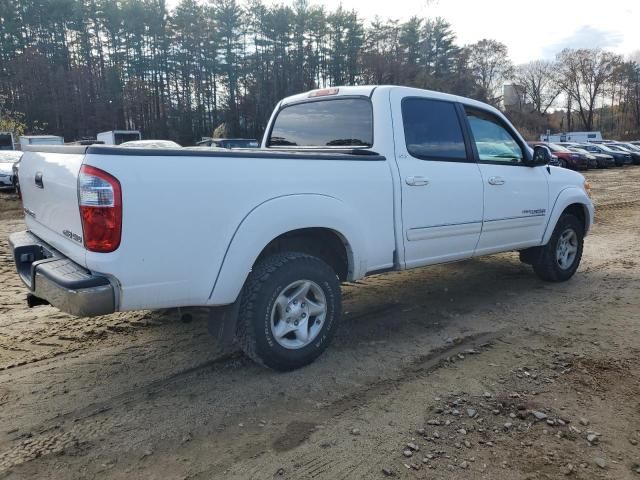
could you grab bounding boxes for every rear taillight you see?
[78,165,122,252]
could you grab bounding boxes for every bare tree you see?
[514,60,561,114]
[466,39,514,105]
[555,48,622,131]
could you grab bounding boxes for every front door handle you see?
[488,176,505,186]
[405,176,430,186]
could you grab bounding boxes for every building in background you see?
[503,84,528,112]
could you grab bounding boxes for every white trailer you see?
[540,131,602,143]
[0,132,14,150]
[97,130,141,145]
[19,135,64,149]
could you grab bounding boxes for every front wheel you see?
[532,213,584,282]
[236,252,341,371]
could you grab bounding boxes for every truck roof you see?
[279,85,504,117]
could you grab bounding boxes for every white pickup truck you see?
[10,86,594,370]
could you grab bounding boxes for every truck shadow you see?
[0,251,595,474]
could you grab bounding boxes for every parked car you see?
[567,148,597,169]
[10,86,594,370]
[585,151,614,168]
[197,138,259,149]
[0,151,22,191]
[580,143,631,166]
[530,142,588,170]
[557,142,614,168]
[565,144,616,168]
[612,142,640,165]
[603,143,640,165]
[119,139,181,149]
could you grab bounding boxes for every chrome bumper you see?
[9,231,116,317]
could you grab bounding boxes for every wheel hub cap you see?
[270,280,327,349]
[556,228,578,270]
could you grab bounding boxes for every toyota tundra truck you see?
[9,86,594,370]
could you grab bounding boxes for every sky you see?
[168,0,639,64]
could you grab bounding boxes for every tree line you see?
[1,0,639,144]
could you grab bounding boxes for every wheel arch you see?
[255,227,352,282]
[208,194,367,305]
[542,187,594,245]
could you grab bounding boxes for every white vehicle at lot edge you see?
[10,86,594,370]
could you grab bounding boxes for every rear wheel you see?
[531,213,584,282]
[236,252,341,371]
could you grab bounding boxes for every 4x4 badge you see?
[62,230,83,243]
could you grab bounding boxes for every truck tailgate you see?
[19,146,88,267]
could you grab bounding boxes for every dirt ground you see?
[0,167,639,480]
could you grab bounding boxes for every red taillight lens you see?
[78,165,122,253]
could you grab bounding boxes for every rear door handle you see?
[405,176,430,186]
[488,176,505,185]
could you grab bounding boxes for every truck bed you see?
[18,144,396,311]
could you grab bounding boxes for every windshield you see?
[547,143,570,153]
[606,145,626,152]
[268,98,373,148]
[620,143,640,152]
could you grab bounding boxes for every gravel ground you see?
[0,167,639,479]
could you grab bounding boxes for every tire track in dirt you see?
[0,331,500,475]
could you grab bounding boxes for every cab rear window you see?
[267,98,373,148]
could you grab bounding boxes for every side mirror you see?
[530,146,549,167]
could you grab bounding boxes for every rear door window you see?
[401,98,467,161]
[267,98,373,147]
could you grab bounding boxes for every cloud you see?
[542,25,624,58]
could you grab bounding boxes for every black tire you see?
[532,213,584,282]
[236,252,341,371]
[559,159,567,169]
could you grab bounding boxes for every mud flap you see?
[206,302,240,350]
[519,246,543,265]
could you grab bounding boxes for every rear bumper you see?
[9,230,116,317]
